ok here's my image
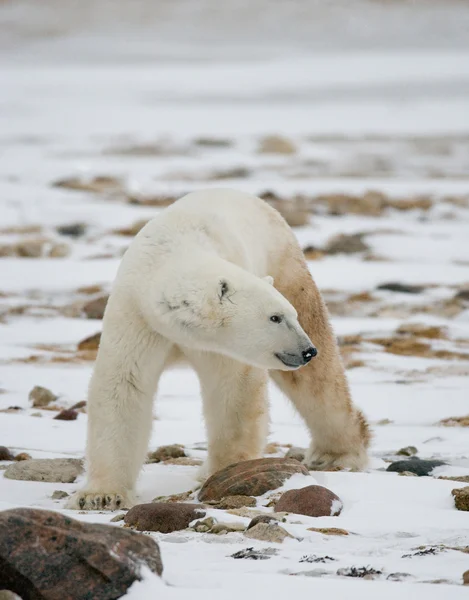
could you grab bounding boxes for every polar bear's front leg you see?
[186,350,269,479]
[271,260,370,471]
[67,311,172,510]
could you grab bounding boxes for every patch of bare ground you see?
[53,175,123,194]
[338,326,469,363]
[0,238,70,258]
[438,415,469,427]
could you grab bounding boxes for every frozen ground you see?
[1,0,469,597]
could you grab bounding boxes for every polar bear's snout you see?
[275,343,318,369]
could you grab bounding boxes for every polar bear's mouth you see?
[275,352,303,369]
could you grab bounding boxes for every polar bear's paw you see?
[303,446,368,472]
[65,490,134,511]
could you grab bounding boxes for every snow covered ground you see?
[1,0,469,597]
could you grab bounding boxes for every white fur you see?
[67,189,315,510]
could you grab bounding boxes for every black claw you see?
[79,498,85,509]
[116,498,122,508]
[106,495,112,506]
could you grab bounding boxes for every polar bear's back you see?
[145,188,295,274]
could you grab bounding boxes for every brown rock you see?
[71,400,87,410]
[245,522,294,543]
[439,415,469,427]
[397,323,447,339]
[324,233,369,255]
[0,447,14,461]
[78,332,101,351]
[114,219,149,237]
[53,175,123,194]
[15,239,45,258]
[124,503,205,533]
[212,496,257,510]
[452,487,469,511]
[247,514,279,529]
[438,476,469,484]
[275,485,343,517]
[0,507,162,599]
[83,295,109,319]
[54,409,78,421]
[28,386,57,408]
[258,135,296,155]
[14,453,31,462]
[308,527,349,536]
[198,458,309,502]
[463,570,469,585]
[147,444,186,463]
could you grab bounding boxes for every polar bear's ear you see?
[263,275,274,286]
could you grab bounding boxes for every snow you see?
[1,0,469,596]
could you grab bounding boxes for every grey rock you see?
[192,517,216,533]
[4,458,84,483]
[285,446,306,462]
[28,386,57,408]
[247,514,279,529]
[210,522,246,534]
[51,490,69,500]
[244,522,294,544]
[396,446,418,457]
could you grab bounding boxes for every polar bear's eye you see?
[219,280,229,298]
[270,315,282,324]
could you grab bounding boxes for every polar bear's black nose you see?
[302,347,318,363]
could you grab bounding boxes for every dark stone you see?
[247,515,278,529]
[455,290,469,302]
[53,409,78,421]
[386,458,446,476]
[124,503,206,533]
[0,447,14,461]
[82,296,109,320]
[377,282,424,294]
[230,547,277,560]
[324,233,369,255]
[274,485,343,517]
[198,458,309,502]
[337,566,382,579]
[0,508,163,600]
[56,223,87,238]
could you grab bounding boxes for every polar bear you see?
[68,189,369,510]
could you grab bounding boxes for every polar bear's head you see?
[150,256,317,371]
